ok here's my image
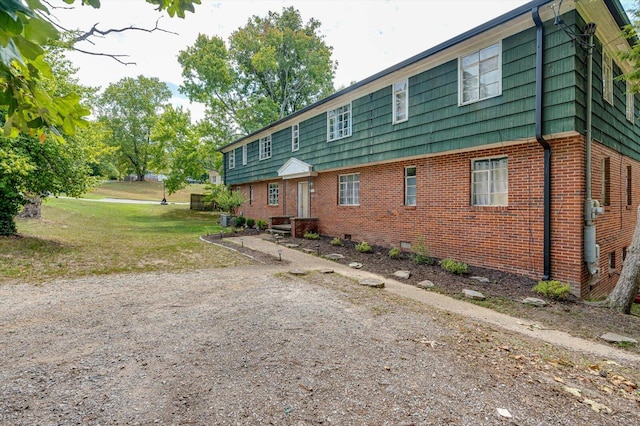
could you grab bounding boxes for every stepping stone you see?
[348,262,363,269]
[359,278,385,288]
[393,270,411,279]
[320,268,334,274]
[463,289,486,300]
[288,269,308,276]
[522,297,548,307]
[600,332,638,344]
[323,253,345,260]
[302,248,316,254]
[417,280,435,289]
[285,244,299,248]
[470,276,490,283]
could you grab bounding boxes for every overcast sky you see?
[52,0,634,120]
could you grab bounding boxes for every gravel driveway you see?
[1,264,639,425]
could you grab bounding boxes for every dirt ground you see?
[1,249,639,424]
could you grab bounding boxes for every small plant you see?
[330,237,343,246]
[246,218,255,228]
[388,247,402,259]
[234,216,246,227]
[440,258,469,275]
[533,280,571,300]
[256,219,268,230]
[410,238,433,265]
[355,241,373,253]
[304,231,320,240]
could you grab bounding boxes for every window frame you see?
[259,135,272,160]
[242,144,247,165]
[268,182,279,206]
[627,165,633,207]
[627,81,634,123]
[292,123,300,152]
[602,157,611,206]
[459,42,502,105]
[471,156,508,206]
[228,149,235,169]
[338,173,360,206]
[603,51,613,105]
[393,80,409,124]
[405,166,416,206]
[327,103,352,142]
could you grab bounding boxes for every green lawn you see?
[85,181,207,203]
[0,197,248,285]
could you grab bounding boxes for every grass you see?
[83,181,206,203]
[0,197,249,285]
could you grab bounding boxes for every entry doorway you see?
[297,181,309,217]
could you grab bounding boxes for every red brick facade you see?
[233,135,639,298]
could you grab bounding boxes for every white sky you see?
[51,0,632,120]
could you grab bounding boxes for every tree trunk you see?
[605,205,640,313]
[18,194,42,219]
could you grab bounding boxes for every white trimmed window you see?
[229,149,235,169]
[259,135,271,160]
[627,81,634,123]
[339,173,360,206]
[405,166,416,206]
[603,52,613,105]
[242,144,247,165]
[471,157,508,206]
[268,182,279,205]
[327,103,352,141]
[292,123,299,151]
[459,42,501,105]
[393,80,408,124]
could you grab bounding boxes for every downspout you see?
[533,7,551,280]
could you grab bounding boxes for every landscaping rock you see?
[285,244,299,248]
[288,269,308,276]
[320,268,334,274]
[522,297,548,307]
[470,276,491,283]
[417,280,435,289]
[324,253,345,260]
[600,332,638,345]
[348,262,363,269]
[359,278,385,288]
[463,289,486,300]
[393,270,411,279]
[302,248,316,254]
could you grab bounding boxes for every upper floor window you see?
[292,123,299,152]
[603,52,613,105]
[627,81,634,123]
[405,166,416,206]
[459,43,501,105]
[259,135,271,160]
[327,103,352,141]
[339,173,360,206]
[229,149,235,169]
[393,80,408,124]
[268,182,279,205]
[471,157,508,206]
[242,144,247,165]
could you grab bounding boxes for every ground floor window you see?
[339,173,360,206]
[268,182,279,205]
[405,166,416,206]
[471,157,508,206]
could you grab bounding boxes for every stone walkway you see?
[223,235,640,366]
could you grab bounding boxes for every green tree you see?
[98,76,172,181]
[178,6,336,136]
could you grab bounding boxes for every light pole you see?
[160,179,168,205]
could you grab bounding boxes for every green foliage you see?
[440,259,469,275]
[256,219,268,230]
[330,237,343,246]
[389,247,402,259]
[234,216,246,227]
[304,231,319,240]
[533,280,572,300]
[355,241,372,253]
[246,218,255,228]
[204,185,246,215]
[410,239,433,265]
[178,6,336,136]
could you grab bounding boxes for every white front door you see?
[298,181,309,217]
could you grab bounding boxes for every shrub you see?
[234,216,246,227]
[533,280,571,300]
[246,218,255,228]
[355,241,373,253]
[304,231,320,240]
[440,258,468,275]
[256,219,268,230]
[410,239,433,265]
[330,237,343,246]
[389,247,402,259]
[204,184,246,215]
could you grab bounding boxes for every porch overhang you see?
[277,157,317,180]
